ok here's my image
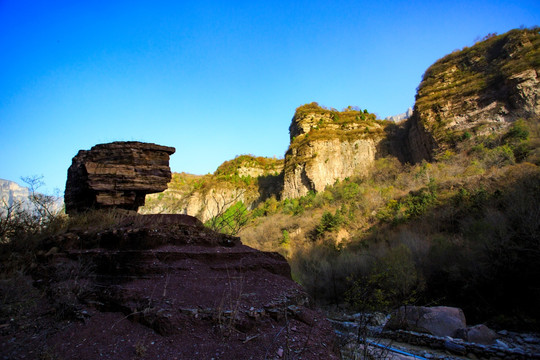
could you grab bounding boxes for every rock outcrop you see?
[149,28,540,212]
[283,138,379,198]
[0,179,30,208]
[282,103,385,198]
[65,141,175,214]
[214,155,284,179]
[0,178,64,215]
[28,214,338,360]
[142,178,256,222]
[141,156,283,222]
[407,28,540,162]
[164,185,253,223]
[455,324,499,345]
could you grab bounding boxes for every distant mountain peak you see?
[385,107,413,122]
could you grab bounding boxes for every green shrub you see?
[331,181,360,201]
[484,145,516,167]
[205,201,249,235]
[280,229,290,246]
[505,120,530,142]
[314,210,344,238]
[377,183,438,224]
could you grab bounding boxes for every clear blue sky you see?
[1,0,539,193]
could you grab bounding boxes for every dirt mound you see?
[2,214,338,359]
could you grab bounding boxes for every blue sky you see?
[1,0,539,193]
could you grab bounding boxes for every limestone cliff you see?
[282,103,386,198]
[141,155,283,222]
[147,182,256,223]
[144,28,540,209]
[407,28,540,162]
[0,178,64,214]
[0,179,30,209]
[214,154,283,178]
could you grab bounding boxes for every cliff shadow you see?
[377,120,413,164]
[257,172,284,202]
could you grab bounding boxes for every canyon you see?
[142,29,540,222]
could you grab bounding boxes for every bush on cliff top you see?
[294,102,379,126]
[214,154,284,177]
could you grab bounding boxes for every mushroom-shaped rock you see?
[65,141,175,214]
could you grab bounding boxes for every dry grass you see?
[240,212,320,256]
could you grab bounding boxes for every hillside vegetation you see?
[141,155,283,233]
[147,27,540,330]
[240,117,540,329]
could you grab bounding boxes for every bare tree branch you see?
[205,188,249,235]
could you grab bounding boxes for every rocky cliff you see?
[143,105,388,209]
[0,178,64,214]
[0,179,30,209]
[141,155,283,222]
[214,154,284,179]
[144,28,540,212]
[65,141,175,214]
[407,28,540,162]
[282,103,386,198]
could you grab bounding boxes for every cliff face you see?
[141,156,283,222]
[0,179,30,208]
[164,185,255,223]
[407,28,540,162]
[142,175,253,222]
[145,28,540,212]
[0,178,64,214]
[282,104,385,198]
[283,138,379,198]
[215,154,284,178]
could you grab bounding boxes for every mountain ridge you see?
[143,27,540,228]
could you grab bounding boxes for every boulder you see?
[65,141,175,214]
[455,324,499,345]
[385,306,466,337]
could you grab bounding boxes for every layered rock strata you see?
[283,138,379,198]
[282,104,384,198]
[407,28,540,162]
[31,214,338,360]
[65,141,175,214]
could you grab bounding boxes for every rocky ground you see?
[2,213,539,359]
[330,311,540,359]
[0,214,338,360]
